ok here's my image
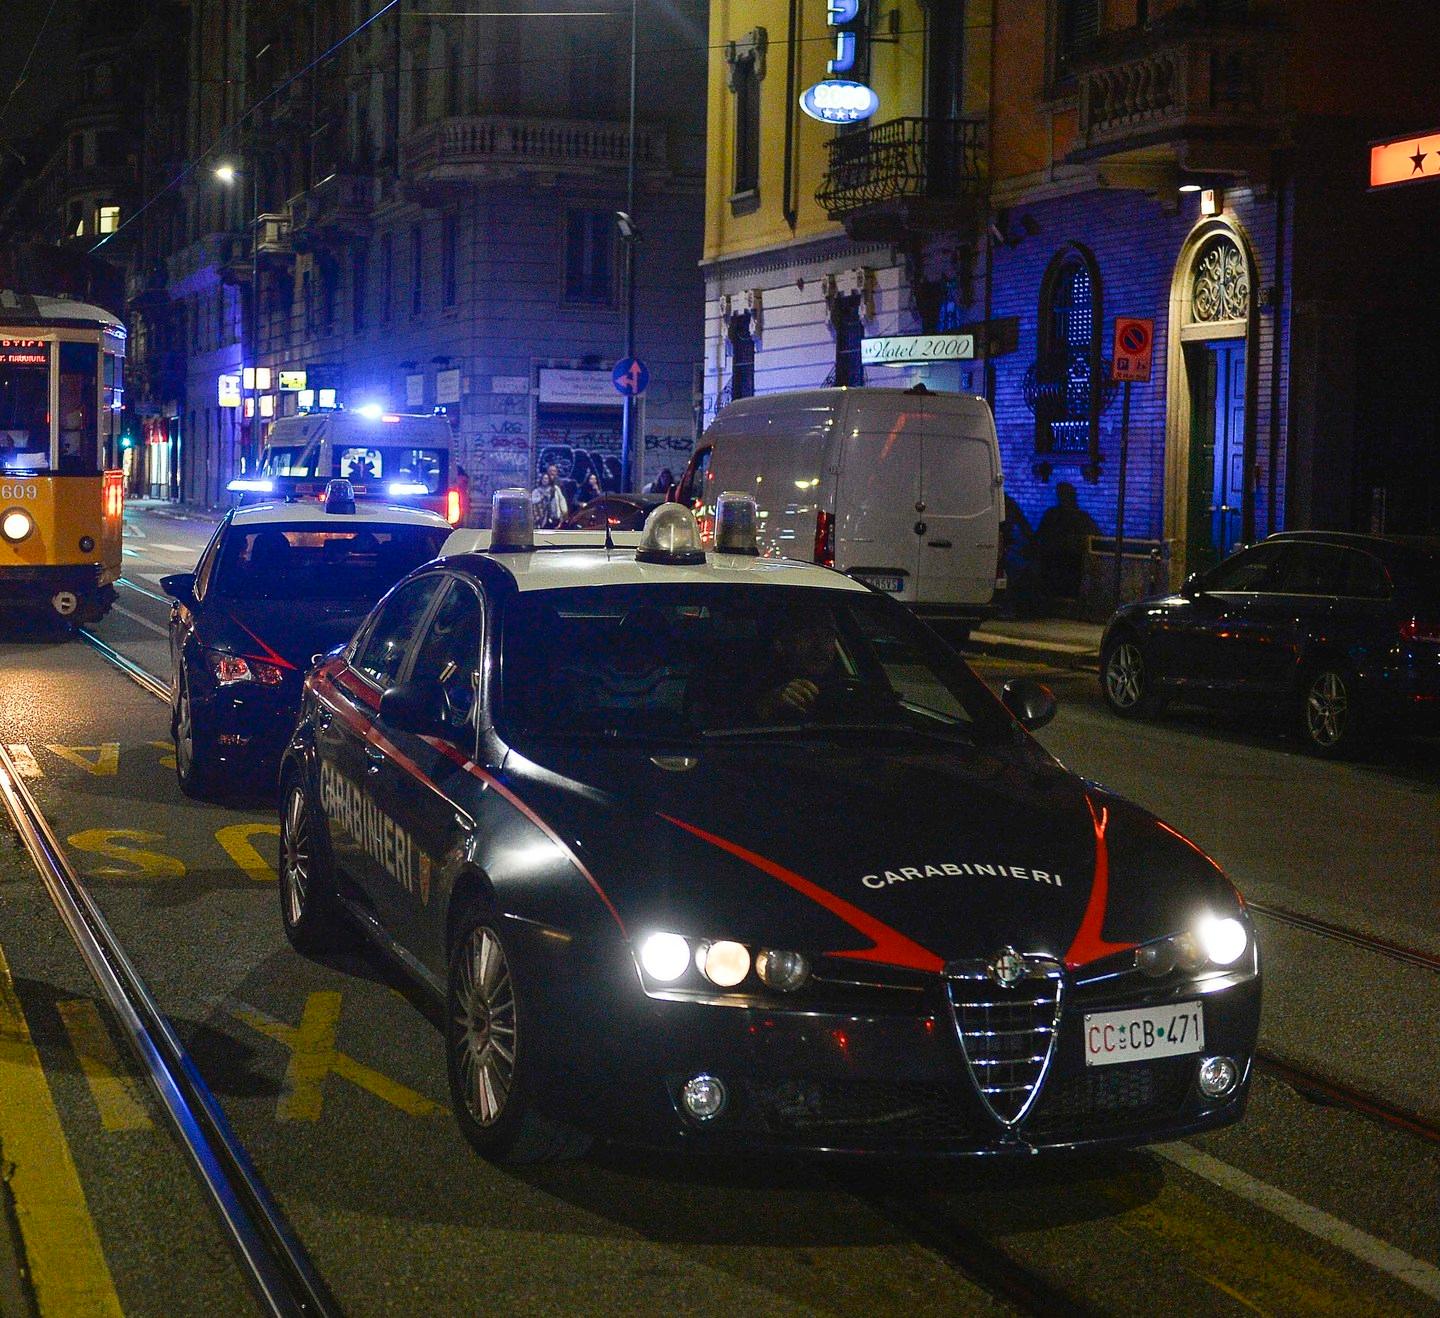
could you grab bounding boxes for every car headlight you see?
[207,651,286,687]
[1136,915,1248,977]
[635,933,810,993]
[1,507,34,543]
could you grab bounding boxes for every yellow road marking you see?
[149,738,176,770]
[233,993,444,1120]
[66,829,186,880]
[216,823,281,883]
[0,945,123,1315]
[56,999,153,1132]
[44,744,120,777]
[3,745,42,778]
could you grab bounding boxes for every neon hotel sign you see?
[800,0,878,124]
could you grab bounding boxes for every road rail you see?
[0,743,339,1317]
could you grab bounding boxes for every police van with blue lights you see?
[277,490,1260,1163]
[231,408,463,524]
[161,480,451,798]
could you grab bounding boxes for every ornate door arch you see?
[1163,219,1260,583]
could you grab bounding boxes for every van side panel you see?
[916,426,999,607]
[834,407,924,602]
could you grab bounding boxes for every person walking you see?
[531,468,568,528]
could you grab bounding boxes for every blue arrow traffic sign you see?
[612,357,649,397]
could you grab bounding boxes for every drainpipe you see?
[1267,159,1286,535]
[782,0,799,231]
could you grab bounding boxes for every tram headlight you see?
[1,508,34,543]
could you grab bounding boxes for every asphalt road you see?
[0,500,1434,1316]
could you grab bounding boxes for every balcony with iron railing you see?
[815,117,986,241]
[1071,16,1289,175]
[402,114,669,199]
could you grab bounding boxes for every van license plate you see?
[854,573,904,593]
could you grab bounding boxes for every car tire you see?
[1296,663,1364,757]
[1100,634,1164,718]
[174,673,219,799]
[278,769,346,954]
[445,911,591,1165]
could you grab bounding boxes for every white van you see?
[675,385,1004,627]
[233,410,461,523]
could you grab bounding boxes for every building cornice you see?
[701,230,895,291]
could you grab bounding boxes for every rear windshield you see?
[259,445,320,476]
[213,523,448,601]
[335,446,448,493]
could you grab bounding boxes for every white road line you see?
[150,542,193,553]
[1158,1141,1440,1302]
[3,746,41,779]
[111,604,171,639]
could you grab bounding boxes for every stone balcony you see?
[1071,17,1290,180]
[815,117,987,242]
[290,173,373,250]
[402,114,668,200]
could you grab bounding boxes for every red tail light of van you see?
[446,488,463,526]
[1400,615,1440,644]
[814,510,835,568]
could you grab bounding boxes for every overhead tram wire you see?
[0,0,66,138]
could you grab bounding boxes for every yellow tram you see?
[0,293,125,626]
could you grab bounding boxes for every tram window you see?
[58,341,100,475]
[0,342,49,474]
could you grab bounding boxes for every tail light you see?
[446,487,463,526]
[1400,616,1440,644]
[814,510,834,568]
[995,533,1007,590]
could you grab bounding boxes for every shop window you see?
[727,312,755,400]
[832,293,865,388]
[563,211,613,306]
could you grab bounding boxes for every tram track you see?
[0,739,338,1317]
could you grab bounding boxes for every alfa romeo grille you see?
[945,954,1065,1127]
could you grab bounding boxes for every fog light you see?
[1198,1055,1239,1099]
[680,1073,727,1121]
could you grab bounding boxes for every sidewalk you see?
[968,615,1104,669]
[126,497,224,527]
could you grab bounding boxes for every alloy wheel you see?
[281,785,311,927]
[1105,642,1145,709]
[176,680,194,776]
[1305,670,1350,748]
[454,927,517,1127]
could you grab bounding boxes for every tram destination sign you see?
[0,339,47,366]
[861,333,974,366]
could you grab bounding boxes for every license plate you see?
[853,572,904,593]
[1083,1002,1204,1067]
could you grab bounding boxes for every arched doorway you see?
[1164,219,1260,581]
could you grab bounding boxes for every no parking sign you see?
[1111,317,1155,383]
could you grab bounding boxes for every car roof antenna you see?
[604,521,615,558]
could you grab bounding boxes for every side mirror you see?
[1001,677,1057,733]
[159,572,195,607]
[380,680,446,736]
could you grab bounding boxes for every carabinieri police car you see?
[278,491,1260,1163]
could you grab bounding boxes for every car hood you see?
[204,597,371,674]
[504,737,1239,972]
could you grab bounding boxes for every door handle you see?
[913,521,927,536]
[926,539,953,549]
[364,745,385,774]
[315,708,333,730]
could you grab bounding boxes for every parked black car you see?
[560,491,666,532]
[1099,531,1440,755]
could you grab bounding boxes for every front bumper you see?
[533,943,1261,1157]
[0,562,109,606]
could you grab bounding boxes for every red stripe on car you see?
[1063,796,1137,969]
[658,814,944,974]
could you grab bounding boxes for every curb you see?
[965,632,1102,671]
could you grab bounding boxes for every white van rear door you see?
[916,428,999,607]
[834,413,923,600]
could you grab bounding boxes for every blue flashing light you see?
[228,478,275,494]
[354,402,384,420]
[388,481,429,497]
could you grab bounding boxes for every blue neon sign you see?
[802,0,876,123]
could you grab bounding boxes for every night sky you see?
[0,0,85,147]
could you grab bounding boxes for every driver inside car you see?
[752,606,849,721]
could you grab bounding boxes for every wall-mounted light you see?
[1178,182,1202,194]
[1200,187,1222,216]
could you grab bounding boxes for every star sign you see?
[1410,145,1428,174]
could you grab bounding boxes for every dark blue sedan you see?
[1099,531,1440,755]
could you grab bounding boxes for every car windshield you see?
[500,584,1013,745]
[213,523,448,601]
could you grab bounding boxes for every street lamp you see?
[214,160,260,476]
